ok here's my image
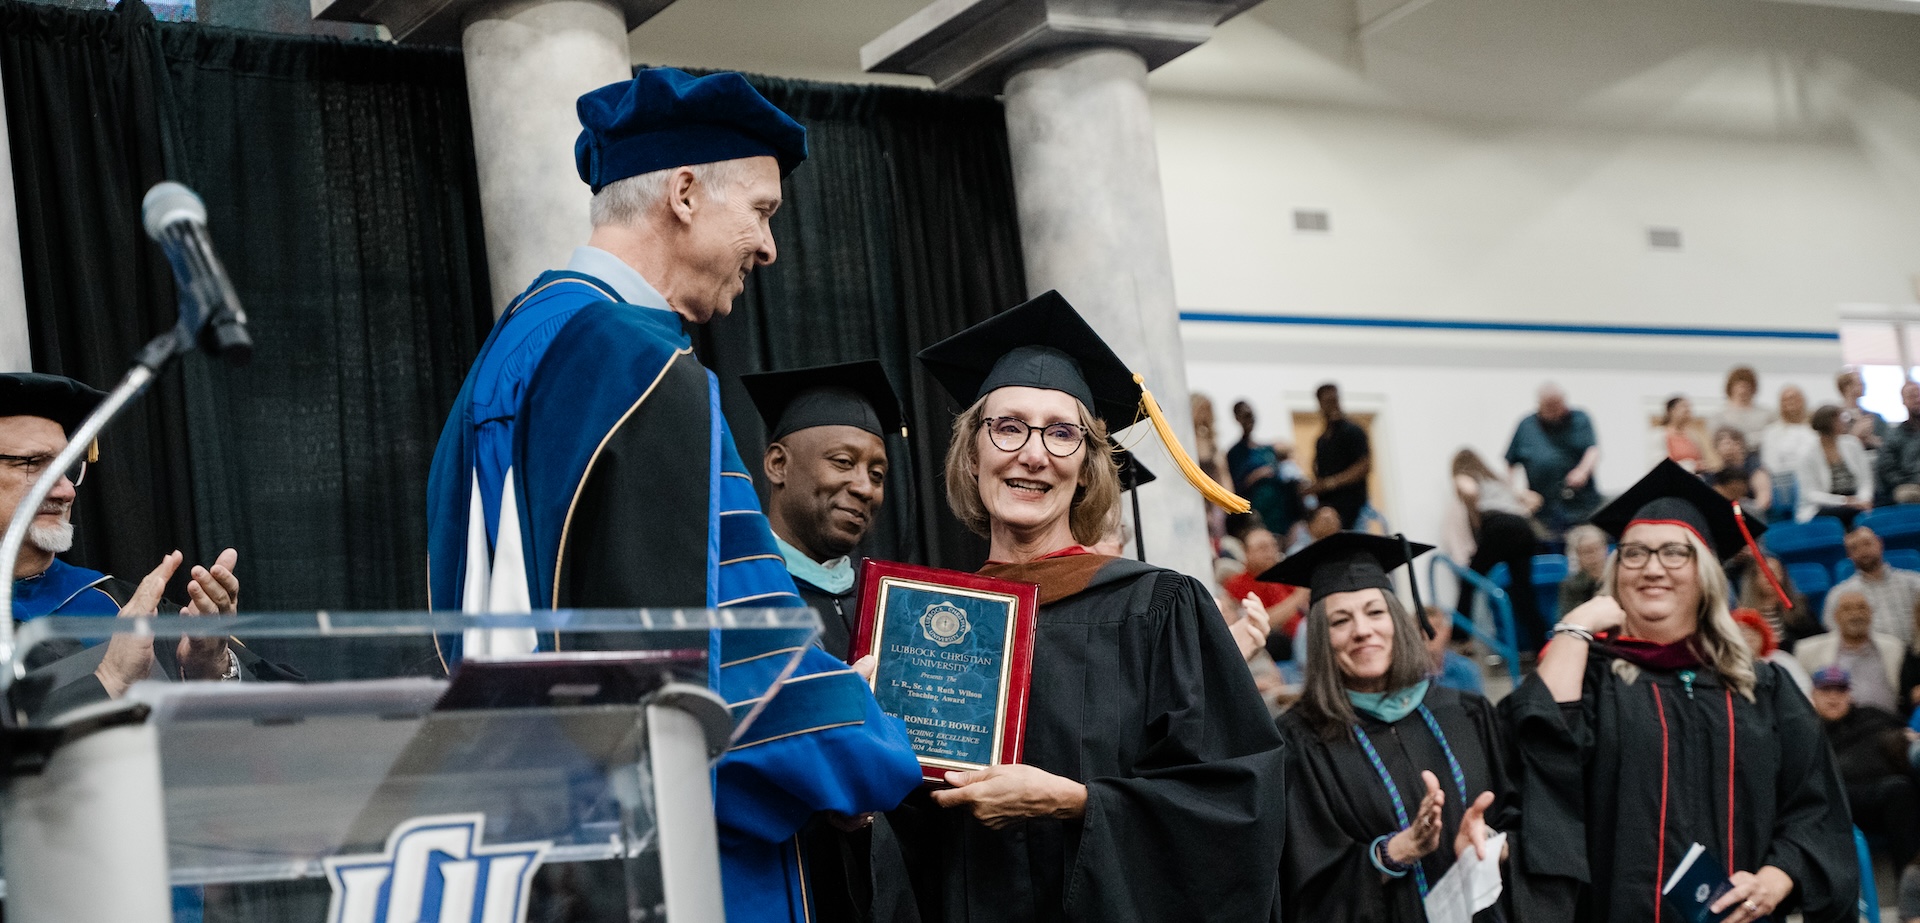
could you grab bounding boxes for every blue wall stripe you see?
[1178,311,1839,341]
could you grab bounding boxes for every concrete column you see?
[864,0,1260,583]
[313,0,674,314]
[1002,48,1209,581]
[0,66,34,372]
[461,0,631,312]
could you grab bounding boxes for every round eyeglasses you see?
[0,454,86,487]
[982,416,1086,458]
[1617,542,1694,569]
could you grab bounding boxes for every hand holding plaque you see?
[851,560,1038,784]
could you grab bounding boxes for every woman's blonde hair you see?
[1601,528,1757,699]
[943,393,1120,546]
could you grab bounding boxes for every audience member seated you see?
[1761,385,1817,499]
[1222,527,1307,660]
[1824,526,1920,648]
[1839,367,1889,451]
[1655,395,1713,472]
[1797,404,1874,526]
[1739,553,1820,650]
[1558,524,1609,615]
[1878,381,1920,506]
[1734,607,1812,698]
[1812,665,1919,870]
[1710,364,1776,452]
[1505,382,1602,539]
[1424,604,1483,695]
[1707,426,1771,514]
[1799,591,1906,715]
[1451,448,1548,651]
[1288,505,1343,554]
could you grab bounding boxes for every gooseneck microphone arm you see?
[0,182,252,690]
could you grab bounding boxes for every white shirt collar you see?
[566,246,673,313]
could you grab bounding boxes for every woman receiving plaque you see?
[1269,532,1525,922]
[900,291,1288,922]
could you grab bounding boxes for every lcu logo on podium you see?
[323,813,551,923]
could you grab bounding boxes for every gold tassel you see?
[86,439,98,463]
[1133,374,1251,514]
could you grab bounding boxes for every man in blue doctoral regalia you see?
[3,372,292,712]
[423,68,919,923]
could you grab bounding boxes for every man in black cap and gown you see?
[422,69,919,923]
[1501,460,1858,923]
[742,359,903,660]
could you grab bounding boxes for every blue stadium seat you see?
[1859,504,1920,555]
[1888,548,1920,573]
[1530,553,1568,624]
[1763,516,1847,572]
[1834,559,1853,582]
[1786,562,1831,621]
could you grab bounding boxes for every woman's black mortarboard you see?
[916,290,1248,513]
[0,373,105,462]
[740,360,905,442]
[1589,458,1790,606]
[1258,530,1434,611]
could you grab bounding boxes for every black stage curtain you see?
[699,75,1027,572]
[7,7,1021,612]
[4,0,493,610]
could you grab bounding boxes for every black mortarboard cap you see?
[741,360,905,442]
[916,291,1142,427]
[0,373,104,436]
[1113,441,1156,492]
[1258,531,1433,605]
[1590,459,1765,562]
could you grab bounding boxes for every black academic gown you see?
[899,553,1288,923]
[1500,650,1859,923]
[794,576,857,662]
[1278,685,1525,923]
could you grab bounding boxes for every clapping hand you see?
[94,552,181,698]
[1452,790,1501,861]
[1229,593,1272,662]
[1386,771,1447,865]
[174,548,238,680]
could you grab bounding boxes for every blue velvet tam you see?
[574,68,808,193]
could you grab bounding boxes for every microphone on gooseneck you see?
[141,182,252,367]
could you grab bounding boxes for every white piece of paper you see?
[1420,831,1507,923]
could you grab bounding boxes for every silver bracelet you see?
[1550,622,1595,644]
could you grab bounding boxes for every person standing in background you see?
[1505,383,1601,539]
[1711,365,1776,452]
[1451,448,1549,652]
[1656,395,1713,472]
[1307,383,1371,530]
[1557,524,1610,615]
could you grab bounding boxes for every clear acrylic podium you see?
[0,608,818,923]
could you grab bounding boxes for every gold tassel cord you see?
[1133,374,1251,514]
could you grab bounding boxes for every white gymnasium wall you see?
[1148,0,1920,567]
[1183,344,1844,559]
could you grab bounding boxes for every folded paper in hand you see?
[1421,832,1506,923]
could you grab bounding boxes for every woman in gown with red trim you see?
[1500,460,1857,923]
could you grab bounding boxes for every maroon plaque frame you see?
[851,559,1039,784]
